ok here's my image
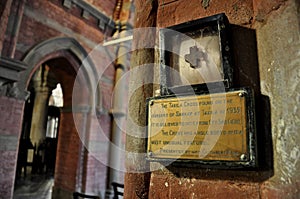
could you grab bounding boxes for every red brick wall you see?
[4,0,112,60]
[156,0,287,28]
[54,112,113,197]
[126,0,298,199]
[157,0,254,28]
[85,0,117,16]
[150,0,274,198]
[0,96,24,198]
[54,112,81,191]
[0,0,13,53]
[149,173,261,199]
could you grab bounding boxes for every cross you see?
[184,46,208,68]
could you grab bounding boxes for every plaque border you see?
[146,88,258,169]
[159,13,234,96]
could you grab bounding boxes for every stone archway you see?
[15,37,102,198]
[20,37,99,98]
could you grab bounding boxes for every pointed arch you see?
[18,37,101,108]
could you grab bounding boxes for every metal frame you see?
[159,13,234,96]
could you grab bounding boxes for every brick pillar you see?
[0,96,24,198]
[52,106,91,198]
[0,35,27,198]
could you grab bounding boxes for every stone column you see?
[29,66,56,149]
[105,23,131,198]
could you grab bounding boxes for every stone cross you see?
[184,46,207,68]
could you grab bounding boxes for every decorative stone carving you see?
[0,56,27,99]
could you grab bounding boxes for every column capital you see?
[0,57,28,99]
[0,56,27,84]
[32,65,58,95]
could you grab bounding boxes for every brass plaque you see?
[147,90,248,161]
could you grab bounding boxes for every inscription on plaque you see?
[147,90,248,161]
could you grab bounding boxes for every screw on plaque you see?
[148,151,153,157]
[150,100,154,106]
[240,154,248,161]
[238,91,246,97]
